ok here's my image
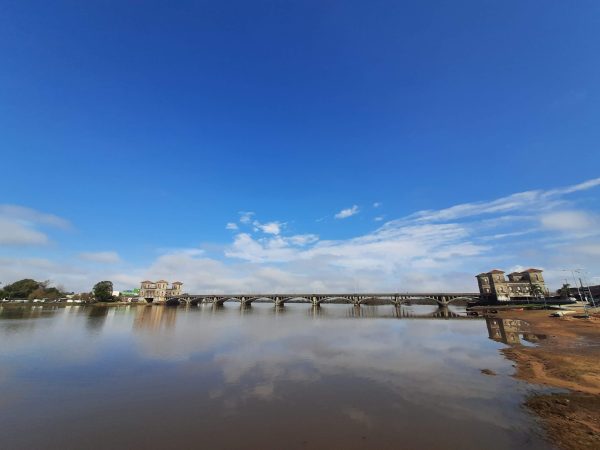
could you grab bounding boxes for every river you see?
[0,303,552,449]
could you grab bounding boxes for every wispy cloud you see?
[2,178,600,293]
[239,211,255,224]
[0,205,71,246]
[79,251,122,264]
[335,205,359,219]
[0,205,71,229]
[226,222,239,230]
[373,202,382,208]
[540,211,597,232]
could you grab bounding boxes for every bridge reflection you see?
[134,302,478,323]
[188,302,475,320]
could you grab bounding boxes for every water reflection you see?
[0,304,552,450]
[485,317,548,345]
[133,305,177,331]
[86,305,110,331]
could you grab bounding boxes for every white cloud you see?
[540,211,596,232]
[0,205,71,229]
[79,251,122,264]
[335,205,359,219]
[373,202,382,208]
[239,211,255,224]
[287,234,319,246]
[0,204,71,246]
[253,221,283,235]
[2,178,600,294]
[226,222,239,230]
[0,218,49,245]
[374,216,384,222]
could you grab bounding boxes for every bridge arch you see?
[317,296,353,304]
[278,296,311,305]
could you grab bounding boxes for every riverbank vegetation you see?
[0,279,65,301]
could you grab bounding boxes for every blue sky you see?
[1,1,599,292]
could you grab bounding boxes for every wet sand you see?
[496,309,600,450]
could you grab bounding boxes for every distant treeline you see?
[1,278,115,303]
[0,279,65,300]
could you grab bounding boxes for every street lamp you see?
[562,269,583,302]
[575,269,596,308]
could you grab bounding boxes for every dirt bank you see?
[496,309,600,450]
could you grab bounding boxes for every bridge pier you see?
[436,296,449,307]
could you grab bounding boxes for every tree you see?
[93,281,114,302]
[530,284,544,298]
[28,287,47,300]
[3,279,40,299]
[530,283,547,308]
[558,283,571,299]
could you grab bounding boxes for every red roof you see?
[487,269,505,274]
[156,280,169,283]
[522,268,543,273]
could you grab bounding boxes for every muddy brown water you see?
[0,303,553,449]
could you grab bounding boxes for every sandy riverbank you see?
[495,309,600,450]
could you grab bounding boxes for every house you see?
[139,280,183,303]
[476,269,549,302]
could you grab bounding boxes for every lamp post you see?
[562,269,583,302]
[575,270,596,308]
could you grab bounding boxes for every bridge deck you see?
[165,292,480,306]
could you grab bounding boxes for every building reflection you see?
[133,305,177,331]
[486,317,522,344]
[485,317,547,345]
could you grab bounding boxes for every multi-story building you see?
[476,269,548,302]
[139,280,183,303]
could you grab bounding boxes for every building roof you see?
[487,269,505,274]
[172,281,183,285]
[141,280,154,283]
[156,280,169,283]
[476,273,488,277]
[521,268,543,273]
[508,272,522,276]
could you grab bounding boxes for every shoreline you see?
[495,309,600,450]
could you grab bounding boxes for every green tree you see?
[4,279,40,299]
[1,279,65,300]
[93,281,114,302]
[530,284,544,298]
[557,283,571,299]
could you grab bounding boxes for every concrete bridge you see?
[165,292,479,307]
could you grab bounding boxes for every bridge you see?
[164,292,479,307]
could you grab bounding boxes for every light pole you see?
[562,269,583,302]
[576,270,596,308]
